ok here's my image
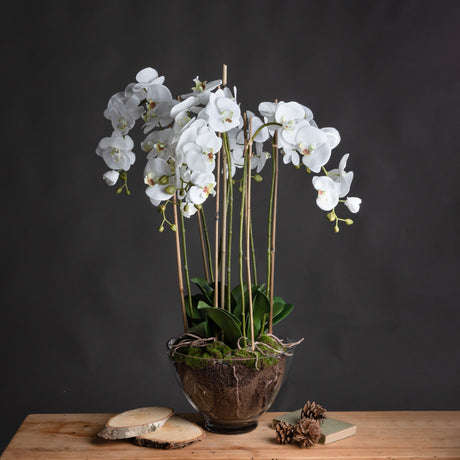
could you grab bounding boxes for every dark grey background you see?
[1,0,459,453]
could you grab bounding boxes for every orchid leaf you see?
[271,303,294,326]
[187,320,212,338]
[251,291,270,338]
[198,304,242,348]
[191,277,213,304]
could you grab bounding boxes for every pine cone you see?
[292,418,321,447]
[300,401,327,423]
[275,421,294,445]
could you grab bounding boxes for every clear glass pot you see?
[168,338,295,434]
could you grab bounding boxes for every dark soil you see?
[174,356,287,424]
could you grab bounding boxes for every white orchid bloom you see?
[328,153,354,197]
[252,142,270,173]
[294,125,333,173]
[344,197,362,213]
[322,127,341,149]
[185,131,222,173]
[181,76,222,105]
[187,172,216,205]
[180,201,198,218]
[227,128,245,175]
[96,131,135,171]
[312,176,340,211]
[142,128,174,161]
[144,157,175,206]
[102,170,119,186]
[247,111,269,143]
[132,67,165,97]
[142,84,176,133]
[104,93,143,135]
[275,101,306,132]
[202,89,241,132]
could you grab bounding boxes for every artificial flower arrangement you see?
[96,64,361,358]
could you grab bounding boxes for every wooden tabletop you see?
[1,411,459,459]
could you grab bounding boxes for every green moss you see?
[206,341,232,359]
[171,337,285,370]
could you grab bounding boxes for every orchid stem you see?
[179,199,192,317]
[220,134,228,310]
[197,208,210,282]
[246,117,255,351]
[269,131,279,334]
[214,135,221,308]
[172,194,187,333]
[200,208,214,282]
[223,132,233,311]
[239,113,248,342]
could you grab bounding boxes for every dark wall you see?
[2,0,459,452]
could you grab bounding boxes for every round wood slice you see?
[98,407,174,440]
[133,415,205,449]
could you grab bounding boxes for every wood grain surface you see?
[1,411,460,459]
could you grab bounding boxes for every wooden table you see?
[1,411,459,459]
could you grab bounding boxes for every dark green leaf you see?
[198,305,242,348]
[271,303,294,326]
[187,320,212,338]
[191,277,213,304]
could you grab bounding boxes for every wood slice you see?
[98,407,174,440]
[133,415,205,449]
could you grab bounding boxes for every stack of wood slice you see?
[98,407,205,449]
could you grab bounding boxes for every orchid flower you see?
[187,172,217,205]
[144,157,175,206]
[96,131,135,171]
[344,197,362,213]
[328,153,354,197]
[202,88,241,132]
[312,176,340,211]
[102,170,119,186]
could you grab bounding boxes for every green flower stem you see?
[239,131,248,340]
[179,200,192,315]
[246,122,255,351]
[197,208,210,282]
[220,136,228,311]
[200,208,214,282]
[214,139,221,308]
[268,132,279,334]
[250,122,282,142]
[172,195,187,332]
[266,136,277,301]
[223,132,234,311]
[250,216,257,285]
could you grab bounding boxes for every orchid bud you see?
[345,218,354,225]
[157,205,166,214]
[159,175,169,185]
[294,165,300,169]
[306,167,311,174]
[326,212,335,222]
[165,185,176,194]
[254,174,262,182]
[170,224,177,232]
[116,187,123,194]
[334,225,340,233]
[125,189,131,196]
[184,204,189,212]
[159,225,165,232]
[195,204,202,210]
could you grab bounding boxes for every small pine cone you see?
[275,421,294,445]
[292,418,321,447]
[300,401,327,422]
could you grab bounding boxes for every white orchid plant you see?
[96,65,362,353]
